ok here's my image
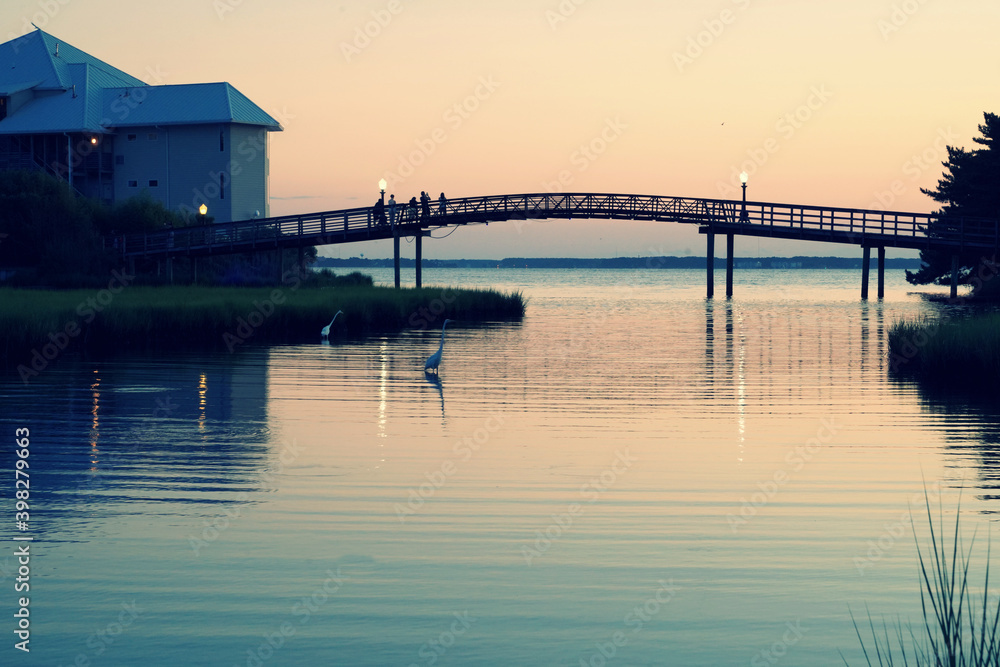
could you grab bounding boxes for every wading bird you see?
[321,311,343,339]
[424,319,452,374]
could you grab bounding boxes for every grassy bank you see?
[0,284,525,360]
[888,314,1000,384]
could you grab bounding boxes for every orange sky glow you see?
[4,0,998,258]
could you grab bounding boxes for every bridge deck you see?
[112,192,1000,260]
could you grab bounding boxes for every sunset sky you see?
[4,0,998,259]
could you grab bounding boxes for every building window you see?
[220,173,225,199]
[219,129,224,152]
[127,133,137,142]
[147,132,158,141]
[148,179,158,187]
[127,180,138,188]
[115,155,125,165]
[0,97,7,121]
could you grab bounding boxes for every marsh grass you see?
[842,491,1000,666]
[888,315,1000,384]
[0,284,525,359]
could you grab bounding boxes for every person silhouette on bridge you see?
[438,192,447,216]
[388,195,397,227]
[420,191,431,221]
[373,197,386,226]
[408,196,419,222]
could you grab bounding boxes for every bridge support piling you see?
[950,254,959,299]
[415,231,423,289]
[393,233,401,289]
[725,233,734,298]
[877,246,885,299]
[706,228,715,298]
[861,246,870,300]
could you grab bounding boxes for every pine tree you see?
[906,112,1000,286]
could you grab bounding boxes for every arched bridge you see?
[110,192,1000,298]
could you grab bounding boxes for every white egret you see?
[424,319,453,373]
[321,310,343,339]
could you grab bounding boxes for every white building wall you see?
[113,126,169,207]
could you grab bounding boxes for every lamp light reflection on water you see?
[736,314,747,461]
[89,369,101,468]
[377,342,388,442]
[198,373,207,431]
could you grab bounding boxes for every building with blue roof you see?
[0,29,282,223]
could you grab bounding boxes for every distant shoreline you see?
[315,256,922,270]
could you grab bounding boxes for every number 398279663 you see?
[14,428,30,527]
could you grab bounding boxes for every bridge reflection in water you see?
[110,192,1000,298]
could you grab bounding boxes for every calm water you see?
[2,268,999,666]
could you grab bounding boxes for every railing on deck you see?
[113,192,1000,259]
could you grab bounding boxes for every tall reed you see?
[0,285,526,360]
[888,314,1000,384]
[842,490,1000,666]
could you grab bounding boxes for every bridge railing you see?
[114,192,1000,258]
[730,200,1000,248]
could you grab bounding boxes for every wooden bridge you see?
[110,192,1000,298]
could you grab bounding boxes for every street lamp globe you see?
[739,171,749,185]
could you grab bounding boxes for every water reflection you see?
[377,342,389,439]
[7,351,277,540]
[898,379,1000,501]
[424,371,446,420]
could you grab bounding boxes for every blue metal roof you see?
[0,29,144,91]
[0,29,282,135]
[102,83,282,130]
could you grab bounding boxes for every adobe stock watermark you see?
[867,127,957,211]
[717,85,834,197]
[233,568,348,667]
[7,0,73,53]
[407,287,459,329]
[16,268,136,384]
[51,65,166,192]
[673,0,753,73]
[78,394,180,493]
[222,261,309,352]
[852,482,943,576]
[340,0,408,62]
[394,413,506,523]
[539,249,669,356]
[521,448,637,565]
[382,76,502,190]
[876,0,931,41]
[545,0,588,30]
[540,116,628,195]
[889,255,1000,373]
[579,579,678,667]
[60,600,145,666]
[178,106,294,222]
[408,611,477,667]
[214,0,244,20]
[188,439,304,555]
[750,620,807,667]
[726,418,841,532]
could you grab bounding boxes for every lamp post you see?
[382,178,400,288]
[739,171,749,222]
[198,203,208,225]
